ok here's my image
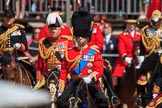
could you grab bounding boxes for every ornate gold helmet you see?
[150,10,162,28]
[151,10,162,19]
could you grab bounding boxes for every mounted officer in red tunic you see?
[56,10,108,108]
[33,12,73,90]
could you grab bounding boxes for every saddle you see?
[56,78,108,108]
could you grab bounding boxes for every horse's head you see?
[68,97,81,108]
[1,51,17,81]
[1,52,12,66]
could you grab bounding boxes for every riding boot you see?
[135,85,145,107]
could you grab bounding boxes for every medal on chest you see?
[83,53,94,62]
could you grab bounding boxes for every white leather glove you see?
[152,94,158,99]
[13,43,21,49]
[58,92,62,97]
[135,56,144,69]
[158,50,162,55]
[83,77,92,84]
[124,57,132,64]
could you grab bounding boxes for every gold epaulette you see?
[61,35,73,41]
[13,24,25,29]
[90,45,100,52]
[135,31,141,35]
[61,24,65,29]
[38,37,46,44]
[123,32,128,35]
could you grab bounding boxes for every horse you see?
[113,61,138,108]
[1,48,34,87]
[56,78,109,108]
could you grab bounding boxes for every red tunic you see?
[112,30,141,77]
[58,46,104,92]
[88,24,104,50]
[36,36,73,80]
[38,24,71,40]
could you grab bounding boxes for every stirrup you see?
[135,96,143,107]
[111,96,120,106]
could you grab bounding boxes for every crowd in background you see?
[1,0,161,20]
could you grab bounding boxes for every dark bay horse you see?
[56,78,109,108]
[113,63,138,108]
[1,48,34,87]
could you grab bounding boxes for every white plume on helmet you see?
[46,12,63,26]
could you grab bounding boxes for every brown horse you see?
[113,63,138,108]
[1,48,34,87]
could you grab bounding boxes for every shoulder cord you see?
[141,28,160,57]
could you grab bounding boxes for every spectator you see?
[25,28,40,66]
[15,0,26,19]
[102,23,118,69]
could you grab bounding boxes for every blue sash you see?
[73,49,96,75]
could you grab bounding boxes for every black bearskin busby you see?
[71,10,93,39]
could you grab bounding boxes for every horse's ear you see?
[1,52,12,66]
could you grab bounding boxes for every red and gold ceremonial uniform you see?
[112,30,141,77]
[38,24,71,40]
[36,35,73,80]
[88,23,104,51]
[58,46,104,92]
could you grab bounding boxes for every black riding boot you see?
[135,85,145,107]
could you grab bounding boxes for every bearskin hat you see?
[72,10,93,38]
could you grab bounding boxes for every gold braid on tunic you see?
[141,25,161,57]
[0,24,24,51]
[39,44,55,60]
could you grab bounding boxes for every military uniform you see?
[112,30,141,77]
[88,23,104,51]
[58,45,103,92]
[0,9,37,83]
[36,36,73,80]
[0,24,27,55]
[57,10,108,108]
[137,25,162,86]
[136,10,162,107]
